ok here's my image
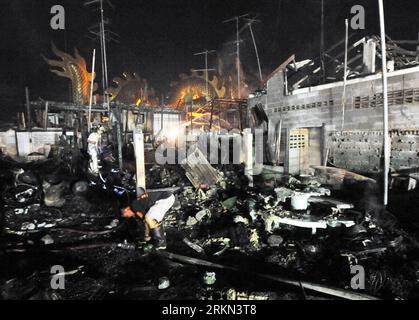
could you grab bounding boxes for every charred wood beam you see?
[265,54,296,82]
[324,53,342,65]
[392,40,419,45]
[376,38,418,58]
[324,34,357,56]
[307,34,358,69]
[289,48,362,88]
[336,54,363,73]
[325,42,359,66]
[158,251,380,300]
[288,66,316,89]
[386,45,418,57]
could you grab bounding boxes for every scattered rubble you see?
[1,151,419,300]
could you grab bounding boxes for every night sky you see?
[1,0,419,121]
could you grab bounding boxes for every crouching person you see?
[122,188,175,250]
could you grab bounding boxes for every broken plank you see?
[181,145,222,188]
[311,166,376,190]
[158,251,380,300]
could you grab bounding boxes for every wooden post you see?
[15,130,20,157]
[17,113,21,130]
[209,101,215,130]
[88,49,96,133]
[80,111,87,151]
[115,106,124,170]
[243,128,254,187]
[238,102,243,132]
[21,112,26,130]
[218,101,221,133]
[133,127,146,195]
[190,100,193,133]
[25,87,32,155]
[379,0,390,206]
[284,128,290,175]
[25,87,31,130]
[276,119,283,166]
[44,102,49,129]
[161,103,164,131]
[124,109,129,143]
[321,123,327,166]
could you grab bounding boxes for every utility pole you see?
[320,0,326,83]
[341,19,349,131]
[378,0,390,206]
[223,14,248,99]
[85,0,119,110]
[244,17,263,85]
[235,16,241,99]
[192,49,216,101]
[100,0,108,96]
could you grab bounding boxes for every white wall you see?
[0,130,18,156]
[0,130,61,157]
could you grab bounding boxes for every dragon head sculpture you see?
[107,72,159,106]
[169,58,249,108]
[42,43,97,105]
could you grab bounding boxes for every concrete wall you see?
[329,130,419,174]
[256,66,419,131]
[121,110,183,136]
[249,65,419,172]
[0,130,61,157]
[0,130,18,156]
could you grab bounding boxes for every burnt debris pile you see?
[1,153,419,300]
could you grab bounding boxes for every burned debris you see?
[3,0,419,303]
[1,130,419,301]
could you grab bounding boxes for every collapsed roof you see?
[274,35,419,91]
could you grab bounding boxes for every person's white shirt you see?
[87,131,101,174]
[88,132,100,146]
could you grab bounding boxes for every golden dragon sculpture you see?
[169,58,248,108]
[43,44,158,107]
[42,43,97,105]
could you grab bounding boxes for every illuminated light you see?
[136,98,142,107]
[164,126,182,144]
[190,112,210,118]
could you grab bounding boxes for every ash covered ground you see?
[1,153,419,301]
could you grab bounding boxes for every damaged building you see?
[2,0,419,304]
[249,35,419,175]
